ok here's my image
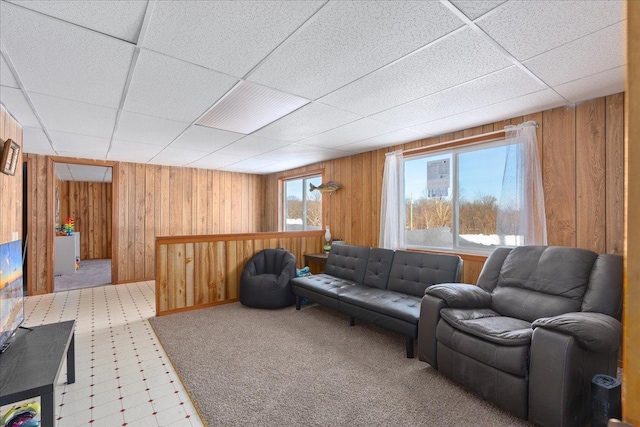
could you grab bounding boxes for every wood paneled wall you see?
[156,231,324,316]
[264,93,625,284]
[57,181,112,260]
[0,106,22,245]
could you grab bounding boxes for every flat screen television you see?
[0,240,24,353]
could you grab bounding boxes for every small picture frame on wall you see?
[1,139,20,176]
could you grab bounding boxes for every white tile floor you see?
[1,281,204,427]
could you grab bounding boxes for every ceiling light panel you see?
[108,140,163,163]
[197,81,310,134]
[123,50,239,124]
[8,0,149,43]
[142,1,325,77]
[253,102,360,142]
[115,111,190,146]
[0,2,135,108]
[22,127,55,155]
[0,87,42,128]
[171,125,245,152]
[476,0,624,61]
[0,56,19,88]
[449,0,507,21]
[554,66,624,104]
[371,66,545,128]
[523,22,624,87]
[247,1,463,99]
[29,92,117,138]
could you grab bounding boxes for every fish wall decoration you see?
[309,181,341,194]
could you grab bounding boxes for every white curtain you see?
[379,151,405,249]
[497,122,547,245]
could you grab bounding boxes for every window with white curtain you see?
[380,123,546,253]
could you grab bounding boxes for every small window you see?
[282,174,322,231]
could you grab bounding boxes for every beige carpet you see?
[149,303,530,427]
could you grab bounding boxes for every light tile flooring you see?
[1,282,204,427]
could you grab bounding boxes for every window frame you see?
[279,170,324,232]
[402,136,516,255]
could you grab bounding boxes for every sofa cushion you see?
[324,245,371,283]
[339,287,421,324]
[363,248,395,289]
[440,308,532,346]
[291,274,367,298]
[437,320,530,377]
[387,251,461,297]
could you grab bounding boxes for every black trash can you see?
[591,374,622,427]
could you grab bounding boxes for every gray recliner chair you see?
[240,249,297,309]
[417,246,622,427]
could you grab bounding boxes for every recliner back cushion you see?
[363,248,394,289]
[491,246,598,322]
[324,245,370,283]
[582,254,623,320]
[387,251,462,297]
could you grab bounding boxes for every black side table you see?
[0,320,76,427]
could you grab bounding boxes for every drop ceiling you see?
[0,0,626,175]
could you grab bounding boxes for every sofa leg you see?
[406,337,414,358]
[295,296,301,310]
[349,316,355,326]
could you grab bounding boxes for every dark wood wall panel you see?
[264,93,625,284]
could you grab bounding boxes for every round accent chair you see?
[240,249,297,309]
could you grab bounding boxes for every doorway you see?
[49,157,118,292]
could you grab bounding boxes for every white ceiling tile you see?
[338,129,427,153]
[252,160,300,174]
[319,28,511,116]
[9,0,148,43]
[524,22,624,87]
[115,111,190,146]
[1,55,19,88]
[554,66,624,104]
[477,0,624,61]
[143,1,325,77]
[298,118,402,149]
[197,81,310,134]
[108,140,163,163]
[449,0,507,20]
[371,67,546,128]
[148,147,207,167]
[256,143,348,162]
[54,163,72,181]
[0,86,41,128]
[220,158,280,173]
[411,89,566,136]
[30,92,117,138]
[172,125,245,153]
[216,136,291,157]
[188,153,244,170]
[248,1,463,99]
[123,50,239,123]
[55,163,111,182]
[48,130,110,158]
[22,127,55,155]
[253,102,361,142]
[0,2,135,108]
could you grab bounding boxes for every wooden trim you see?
[49,156,117,167]
[116,277,154,285]
[24,157,33,296]
[405,247,488,263]
[46,157,54,294]
[403,131,506,158]
[155,299,239,317]
[156,230,324,245]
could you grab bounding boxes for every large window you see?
[282,174,322,231]
[403,139,521,253]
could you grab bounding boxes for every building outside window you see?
[282,174,322,231]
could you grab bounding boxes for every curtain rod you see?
[387,121,538,157]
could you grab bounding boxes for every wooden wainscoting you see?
[155,231,324,316]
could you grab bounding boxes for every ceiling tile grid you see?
[115,111,191,147]
[8,0,149,43]
[297,118,403,149]
[21,127,56,155]
[148,146,208,167]
[171,125,245,153]
[554,66,625,104]
[338,129,428,154]
[0,55,20,88]
[48,130,110,158]
[449,0,507,21]
[0,86,41,128]
[247,0,463,99]
[108,140,163,163]
[1,1,136,108]
[318,27,512,116]
[215,135,292,157]
[188,152,245,170]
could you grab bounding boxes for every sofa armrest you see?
[424,283,492,308]
[532,312,621,353]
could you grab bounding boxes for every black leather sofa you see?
[291,244,462,358]
[417,246,622,426]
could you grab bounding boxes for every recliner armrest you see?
[532,312,621,352]
[424,283,492,308]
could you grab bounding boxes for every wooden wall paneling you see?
[225,240,237,299]
[351,154,364,246]
[46,157,54,293]
[605,93,625,254]
[341,157,353,244]
[160,166,170,237]
[214,241,226,301]
[134,164,145,278]
[35,155,48,293]
[185,243,195,307]
[156,243,168,313]
[145,166,156,278]
[543,105,577,247]
[576,99,606,252]
[118,164,129,281]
